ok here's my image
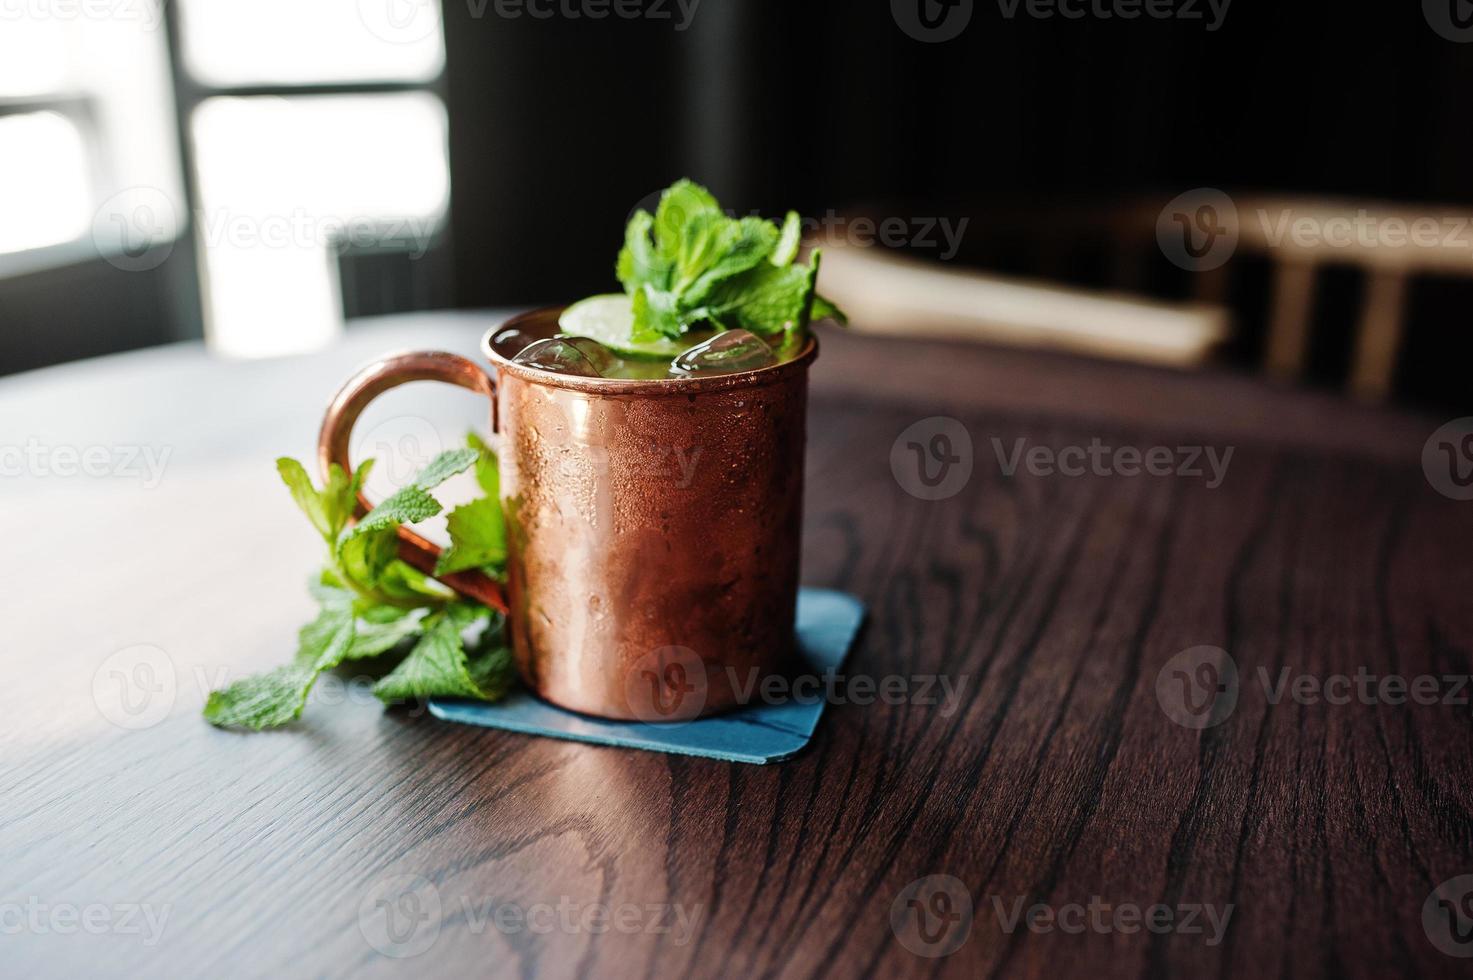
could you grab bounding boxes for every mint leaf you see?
[612,179,845,342]
[464,610,516,700]
[435,497,506,576]
[617,209,672,294]
[632,284,684,341]
[771,211,802,266]
[205,605,355,730]
[654,179,722,265]
[671,209,735,294]
[689,251,821,336]
[349,485,441,537]
[412,448,478,491]
[338,460,373,534]
[467,642,516,701]
[372,611,504,703]
[810,293,847,325]
[208,444,515,732]
[684,217,780,305]
[276,457,374,544]
[310,575,353,605]
[376,560,454,603]
[334,448,477,580]
[347,612,424,659]
[202,665,319,731]
[277,457,331,539]
[355,599,415,624]
[291,603,354,667]
[340,446,486,572]
[338,526,400,585]
[466,431,499,499]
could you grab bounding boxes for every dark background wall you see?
[5,1,1470,405]
[0,246,197,375]
[443,1,1473,305]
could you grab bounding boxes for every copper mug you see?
[318,307,815,721]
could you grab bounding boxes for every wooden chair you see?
[1217,196,1470,399]
[819,195,1472,400]
[1107,195,1473,400]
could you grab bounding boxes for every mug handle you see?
[317,350,508,613]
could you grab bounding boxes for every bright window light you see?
[191,93,450,358]
[179,0,445,86]
[0,20,70,96]
[0,113,91,254]
[0,9,183,272]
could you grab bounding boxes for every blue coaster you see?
[429,588,866,764]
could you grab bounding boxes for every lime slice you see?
[558,294,691,360]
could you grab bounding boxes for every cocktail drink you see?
[316,179,846,721]
[479,304,818,719]
[488,306,801,381]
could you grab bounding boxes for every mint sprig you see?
[373,610,514,704]
[617,179,847,341]
[204,436,514,731]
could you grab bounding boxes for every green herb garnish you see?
[203,437,513,731]
[617,179,847,343]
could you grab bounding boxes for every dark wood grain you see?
[1,315,1469,979]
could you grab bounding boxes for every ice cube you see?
[489,326,540,360]
[558,335,622,376]
[511,338,604,377]
[669,330,778,377]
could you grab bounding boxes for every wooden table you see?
[2,313,1470,979]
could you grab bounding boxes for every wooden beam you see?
[1349,268,1409,401]
[1264,259,1316,380]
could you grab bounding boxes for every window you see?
[0,112,91,254]
[190,93,449,357]
[1,0,451,359]
[0,6,184,273]
[179,0,444,85]
[177,0,451,357]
